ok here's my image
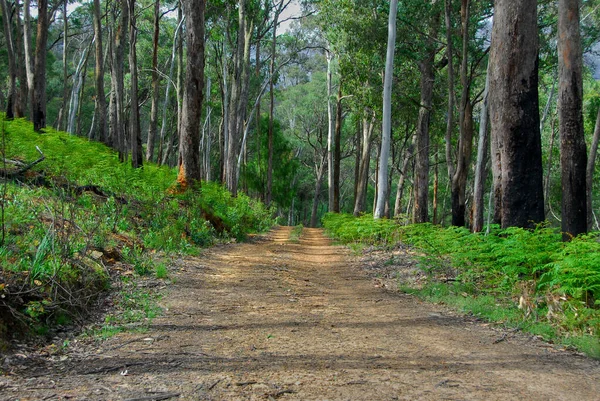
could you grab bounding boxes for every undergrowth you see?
[0,116,275,345]
[323,213,600,358]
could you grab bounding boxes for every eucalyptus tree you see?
[92,0,107,144]
[489,0,545,228]
[32,0,49,131]
[178,0,206,186]
[1,0,17,119]
[558,0,587,240]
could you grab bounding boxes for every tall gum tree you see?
[558,0,587,240]
[489,0,545,228]
[178,0,206,187]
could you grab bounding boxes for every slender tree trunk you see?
[375,0,398,219]
[110,0,129,159]
[558,0,587,240]
[267,15,277,204]
[128,0,143,169]
[23,0,34,116]
[413,49,436,223]
[333,83,343,213]
[178,0,206,187]
[14,0,27,117]
[327,50,335,212]
[450,0,472,227]
[587,108,600,230]
[353,112,375,216]
[394,135,414,217]
[0,0,17,119]
[310,157,326,227]
[489,0,545,228]
[92,0,107,143]
[472,68,490,233]
[56,1,68,131]
[146,0,161,161]
[444,0,456,187]
[67,43,91,134]
[32,0,49,131]
[158,14,183,165]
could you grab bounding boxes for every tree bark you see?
[310,156,326,227]
[128,0,143,169]
[146,0,161,161]
[327,50,335,212]
[110,0,129,159]
[375,0,398,219]
[489,0,545,229]
[413,46,436,223]
[333,83,343,213]
[32,0,49,131]
[0,0,17,119]
[444,0,456,190]
[394,135,414,217]
[56,1,68,131]
[587,107,600,231]
[23,0,34,116]
[558,0,587,240]
[267,12,277,205]
[353,111,375,216]
[177,0,206,187]
[472,68,490,233]
[92,0,107,143]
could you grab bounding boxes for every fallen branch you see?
[123,393,181,401]
[1,146,45,178]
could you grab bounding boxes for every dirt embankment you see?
[2,227,599,400]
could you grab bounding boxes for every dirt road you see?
[2,226,600,400]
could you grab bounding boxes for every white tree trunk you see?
[374,0,398,219]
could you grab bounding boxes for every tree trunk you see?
[310,157,326,228]
[558,0,587,240]
[158,13,184,165]
[353,112,375,216]
[472,68,490,233]
[146,0,161,161]
[56,1,68,131]
[413,48,436,223]
[178,0,206,187]
[394,135,414,217]
[128,0,143,169]
[333,83,343,213]
[32,0,49,131]
[0,0,17,119]
[92,0,107,143]
[327,50,335,212]
[110,0,129,159]
[450,0,472,227]
[67,44,91,135]
[444,0,456,190]
[375,0,398,219]
[267,14,277,204]
[14,0,27,117]
[489,0,545,229]
[23,0,34,116]
[587,107,600,231]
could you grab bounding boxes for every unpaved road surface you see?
[2,226,600,400]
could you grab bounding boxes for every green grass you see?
[0,115,275,339]
[289,224,303,243]
[323,213,600,358]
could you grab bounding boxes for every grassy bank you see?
[0,117,274,346]
[323,213,600,358]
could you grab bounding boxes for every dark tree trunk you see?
[177,0,206,187]
[472,70,490,233]
[353,112,375,216]
[14,0,28,117]
[1,0,17,119]
[558,0,587,240]
[146,0,161,161]
[489,0,545,229]
[91,0,107,143]
[413,49,436,223]
[110,0,129,158]
[128,0,143,169]
[310,157,326,228]
[32,0,48,131]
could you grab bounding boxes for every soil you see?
[1,226,599,400]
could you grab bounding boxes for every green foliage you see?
[0,115,275,338]
[323,214,600,356]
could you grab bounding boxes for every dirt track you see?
[2,226,600,400]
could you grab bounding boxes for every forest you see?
[1,0,600,365]
[1,0,599,234]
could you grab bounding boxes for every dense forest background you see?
[1,0,599,234]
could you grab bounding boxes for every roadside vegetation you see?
[323,213,600,358]
[0,116,274,348]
